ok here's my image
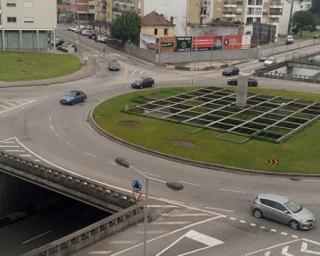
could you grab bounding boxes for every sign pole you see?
[143,177,149,256]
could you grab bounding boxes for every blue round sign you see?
[132,180,142,192]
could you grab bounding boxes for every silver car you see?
[251,194,315,230]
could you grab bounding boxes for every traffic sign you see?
[268,159,279,166]
[132,179,142,191]
[132,191,142,201]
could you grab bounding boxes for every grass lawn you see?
[0,51,82,81]
[92,87,320,174]
[295,30,320,39]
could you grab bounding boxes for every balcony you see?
[223,11,236,17]
[270,1,283,7]
[224,1,237,7]
[269,11,282,16]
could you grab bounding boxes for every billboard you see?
[176,37,192,52]
[140,33,158,51]
[241,35,251,49]
[159,37,176,53]
[223,35,243,50]
[192,36,223,51]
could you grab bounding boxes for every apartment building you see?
[112,0,141,20]
[71,0,94,23]
[0,0,57,50]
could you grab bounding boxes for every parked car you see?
[81,29,95,36]
[227,76,258,87]
[96,34,108,43]
[59,90,87,105]
[131,77,155,89]
[222,66,240,76]
[251,193,316,230]
[57,43,77,53]
[264,57,277,66]
[286,35,294,44]
[51,38,64,47]
[109,60,120,71]
[258,56,268,62]
[88,33,98,40]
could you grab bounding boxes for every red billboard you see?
[192,36,223,51]
[223,35,243,50]
[159,37,176,53]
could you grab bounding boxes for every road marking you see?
[0,100,35,114]
[4,101,15,107]
[0,104,9,109]
[156,230,223,256]
[135,230,166,234]
[22,230,52,244]
[250,223,256,227]
[300,240,320,254]
[292,235,298,239]
[0,145,20,147]
[67,141,75,148]
[205,207,234,213]
[151,222,191,225]
[50,124,55,131]
[230,217,236,221]
[141,171,162,178]
[219,188,246,194]
[260,226,266,229]
[19,154,32,157]
[158,198,186,205]
[148,205,180,208]
[281,232,288,236]
[281,245,294,256]
[240,220,247,224]
[5,149,25,152]
[88,251,112,255]
[244,239,301,255]
[161,213,211,217]
[178,180,200,187]
[109,241,136,245]
[85,152,98,158]
[270,229,277,232]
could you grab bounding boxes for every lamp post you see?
[115,157,184,256]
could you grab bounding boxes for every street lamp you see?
[115,157,184,256]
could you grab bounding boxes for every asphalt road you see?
[0,28,319,255]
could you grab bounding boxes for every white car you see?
[96,34,108,43]
[264,57,277,66]
[286,35,294,44]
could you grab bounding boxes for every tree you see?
[111,11,140,44]
[310,0,320,16]
[292,11,316,36]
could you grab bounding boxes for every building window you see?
[164,28,168,36]
[154,28,158,35]
[24,0,33,8]
[24,17,34,23]
[6,3,16,7]
[7,16,17,23]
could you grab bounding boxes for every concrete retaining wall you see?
[22,204,144,256]
[0,151,135,212]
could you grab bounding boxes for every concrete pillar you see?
[36,30,39,50]
[53,29,56,52]
[2,30,5,50]
[19,30,23,50]
[236,74,248,108]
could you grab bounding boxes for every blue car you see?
[59,90,87,105]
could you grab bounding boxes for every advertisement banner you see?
[176,37,192,52]
[159,37,176,53]
[241,35,251,49]
[192,36,223,51]
[223,35,242,50]
[140,33,158,51]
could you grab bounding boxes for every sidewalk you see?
[0,56,99,88]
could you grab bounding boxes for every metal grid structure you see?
[126,87,320,143]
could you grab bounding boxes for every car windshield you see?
[65,91,77,97]
[135,78,144,83]
[284,200,302,213]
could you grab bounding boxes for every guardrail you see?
[0,151,135,212]
[22,203,144,256]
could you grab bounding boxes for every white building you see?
[0,0,57,50]
[278,0,312,35]
[143,0,188,36]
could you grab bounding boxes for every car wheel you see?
[253,209,263,218]
[289,220,299,230]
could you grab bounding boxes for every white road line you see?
[85,152,98,158]
[158,198,185,205]
[33,159,40,162]
[110,215,223,256]
[88,251,112,255]
[141,171,162,178]
[4,101,15,107]
[281,232,288,236]
[67,141,75,148]
[161,213,211,217]
[135,230,166,234]
[205,207,234,213]
[0,145,20,147]
[240,220,247,224]
[281,246,294,256]
[0,105,9,109]
[230,217,236,221]
[270,229,277,232]
[219,188,246,194]
[50,124,55,131]
[260,226,266,229]
[109,241,136,245]
[178,180,200,187]
[19,154,32,157]
[5,149,25,152]
[147,205,180,208]
[151,222,191,225]
[250,223,256,227]
[0,100,35,114]
[291,235,298,239]
[22,230,52,244]
[3,141,15,144]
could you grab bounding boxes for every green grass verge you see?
[92,87,320,174]
[0,52,82,81]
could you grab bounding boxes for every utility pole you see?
[287,0,294,35]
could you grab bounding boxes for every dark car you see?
[59,90,87,105]
[222,66,240,76]
[109,60,120,71]
[57,43,77,53]
[131,77,155,89]
[227,76,258,87]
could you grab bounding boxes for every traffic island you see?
[90,87,320,175]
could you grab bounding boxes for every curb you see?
[88,106,320,178]
[0,56,100,89]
